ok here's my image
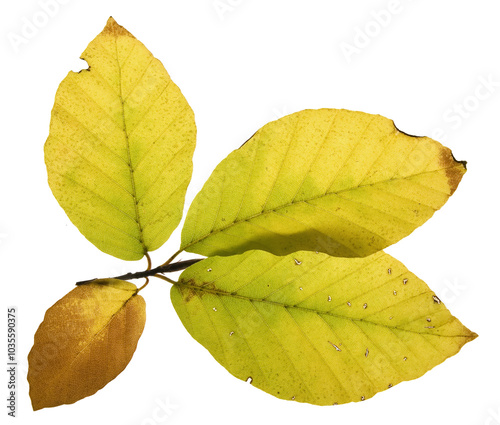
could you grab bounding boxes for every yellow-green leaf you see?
[181,109,465,257]
[45,17,196,260]
[171,250,476,405]
[28,279,146,410]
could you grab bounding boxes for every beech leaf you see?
[45,17,196,260]
[28,279,146,410]
[181,109,465,257]
[171,250,476,405]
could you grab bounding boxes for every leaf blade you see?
[171,250,476,405]
[28,279,146,410]
[45,17,196,260]
[181,109,465,257]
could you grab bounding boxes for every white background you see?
[1,1,499,424]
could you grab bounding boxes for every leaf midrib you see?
[114,37,146,255]
[175,280,471,339]
[183,164,461,251]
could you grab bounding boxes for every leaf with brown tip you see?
[45,17,196,260]
[181,109,466,258]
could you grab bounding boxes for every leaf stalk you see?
[76,258,202,286]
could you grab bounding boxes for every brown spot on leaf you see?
[469,332,479,341]
[179,279,218,303]
[179,282,198,303]
[439,147,466,195]
[102,17,135,38]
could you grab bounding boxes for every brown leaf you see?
[28,279,146,410]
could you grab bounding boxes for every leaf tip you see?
[31,403,42,411]
[439,147,467,195]
[27,359,53,411]
[450,149,467,171]
[102,16,135,38]
[29,392,44,411]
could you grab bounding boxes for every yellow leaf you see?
[28,279,146,410]
[172,250,476,405]
[45,17,196,260]
[181,109,465,257]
